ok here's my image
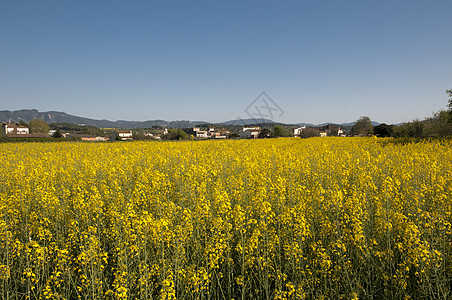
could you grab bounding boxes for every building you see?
[240,127,261,138]
[317,124,345,136]
[65,133,108,141]
[2,123,29,135]
[196,130,208,138]
[83,136,108,142]
[293,126,306,137]
[242,127,260,132]
[217,129,230,136]
[294,125,342,137]
[111,130,133,141]
[293,126,328,137]
[118,131,133,140]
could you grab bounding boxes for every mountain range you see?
[0,109,380,129]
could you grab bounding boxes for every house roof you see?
[2,123,28,129]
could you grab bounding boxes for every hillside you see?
[0,109,380,129]
[0,109,206,129]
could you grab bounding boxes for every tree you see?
[17,120,28,127]
[163,128,188,140]
[258,128,273,138]
[132,130,149,141]
[447,89,452,122]
[299,128,320,138]
[28,119,50,134]
[273,125,288,137]
[350,116,373,136]
[447,89,452,110]
[393,120,424,137]
[373,123,393,137]
[52,129,62,138]
[423,110,452,137]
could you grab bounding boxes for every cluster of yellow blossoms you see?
[0,137,451,299]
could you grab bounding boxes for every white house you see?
[111,130,133,141]
[118,131,133,140]
[240,127,261,138]
[294,126,329,137]
[293,126,306,137]
[2,123,29,135]
[242,127,260,132]
[196,130,208,138]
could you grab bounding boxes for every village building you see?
[240,127,261,138]
[111,130,133,141]
[293,126,306,137]
[2,123,29,135]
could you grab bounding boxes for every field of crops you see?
[0,137,451,299]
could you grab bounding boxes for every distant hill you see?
[0,109,208,129]
[293,121,380,128]
[219,118,279,125]
[0,109,381,129]
[0,109,118,128]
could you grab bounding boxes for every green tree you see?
[350,116,373,136]
[393,120,424,137]
[373,123,393,137]
[423,110,452,137]
[17,120,28,127]
[299,128,320,138]
[83,126,103,136]
[273,125,290,137]
[447,89,452,121]
[52,129,62,138]
[163,128,188,140]
[258,128,273,138]
[28,119,50,134]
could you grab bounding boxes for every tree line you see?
[351,89,452,138]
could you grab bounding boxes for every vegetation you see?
[163,128,189,140]
[386,89,452,138]
[28,119,50,134]
[447,89,452,113]
[52,129,62,138]
[258,128,273,138]
[50,122,105,136]
[0,136,80,143]
[373,123,393,137]
[299,128,320,138]
[273,125,291,137]
[350,116,373,136]
[391,111,452,138]
[1,138,451,299]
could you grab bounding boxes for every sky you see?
[1,1,452,125]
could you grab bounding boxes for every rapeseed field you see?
[0,137,451,299]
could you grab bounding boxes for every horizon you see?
[1,108,388,126]
[1,1,451,124]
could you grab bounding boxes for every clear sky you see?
[1,1,451,124]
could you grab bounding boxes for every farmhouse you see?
[293,126,306,137]
[185,127,229,139]
[317,124,345,136]
[111,130,133,141]
[2,123,29,135]
[293,126,328,137]
[240,127,261,138]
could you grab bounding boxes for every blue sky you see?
[1,1,451,124]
